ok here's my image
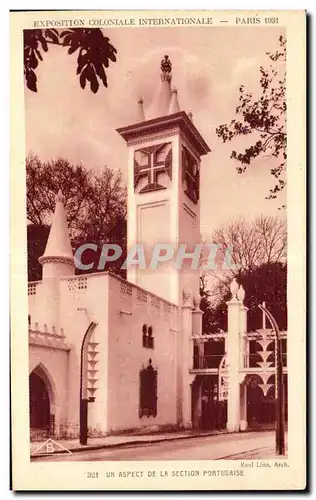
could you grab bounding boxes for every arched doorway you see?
[29,372,50,429]
[29,364,56,436]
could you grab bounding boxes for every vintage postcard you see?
[10,10,306,491]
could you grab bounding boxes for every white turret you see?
[39,190,74,279]
[33,190,74,333]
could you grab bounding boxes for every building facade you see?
[28,55,287,440]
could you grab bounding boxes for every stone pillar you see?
[226,278,241,432]
[240,383,248,431]
[180,287,194,428]
[192,294,203,337]
[192,293,204,365]
[239,304,248,367]
[238,286,248,431]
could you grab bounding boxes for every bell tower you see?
[117,56,210,305]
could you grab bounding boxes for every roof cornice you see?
[116,111,210,157]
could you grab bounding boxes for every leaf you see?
[68,44,79,55]
[79,71,86,89]
[76,52,89,75]
[95,63,107,87]
[62,35,72,46]
[40,37,48,52]
[45,29,59,44]
[30,51,38,69]
[26,69,37,92]
[60,30,73,38]
[35,48,43,61]
[24,27,117,94]
[90,73,99,94]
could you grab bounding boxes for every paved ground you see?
[30,428,227,456]
[32,430,287,462]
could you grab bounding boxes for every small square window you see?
[142,324,154,349]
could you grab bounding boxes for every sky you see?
[25,26,286,239]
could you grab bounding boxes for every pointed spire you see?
[136,97,145,122]
[39,190,74,277]
[169,88,181,114]
[147,55,173,119]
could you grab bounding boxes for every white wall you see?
[106,273,179,433]
[58,273,110,434]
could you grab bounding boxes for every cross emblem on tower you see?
[182,146,200,203]
[134,142,172,193]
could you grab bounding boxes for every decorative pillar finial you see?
[188,111,193,121]
[237,285,245,303]
[56,189,64,203]
[230,278,239,299]
[160,54,172,83]
[182,285,192,306]
[193,293,201,310]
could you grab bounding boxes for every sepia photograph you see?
[10,10,306,490]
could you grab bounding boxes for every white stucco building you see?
[28,55,287,440]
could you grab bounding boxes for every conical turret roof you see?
[39,190,74,266]
[169,88,181,114]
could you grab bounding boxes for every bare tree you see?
[26,155,92,230]
[26,154,127,280]
[203,215,287,304]
[78,167,127,245]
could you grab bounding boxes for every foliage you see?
[201,215,287,332]
[212,215,287,275]
[26,155,92,229]
[26,155,127,281]
[216,35,286,201]
[24,28,117,93]
[204,262,287,333]
[27,224,50,283]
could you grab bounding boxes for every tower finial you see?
[136,96,145,122]
[160,55,172,83]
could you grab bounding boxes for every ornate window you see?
[134,142,172,193]
[139,359,157,418]
[147,326,154,349]
[142,324,154,349]
[182,146,200,203]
